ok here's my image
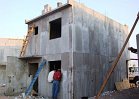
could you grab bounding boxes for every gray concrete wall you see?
[5,56,31,95]
[25,7,73,99]
[72,2,129,98]
[0,38,22,65]
[23,53,72,99]
[25,7,73,56]
[0,38,23,89]
[0,46,21,65]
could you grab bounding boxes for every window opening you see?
[34,26,38,35]
[49,18,61,39]
[49,60,61,71]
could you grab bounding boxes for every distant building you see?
[0,38,22,89]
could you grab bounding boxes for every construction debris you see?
[89,88,139,99]
[14,96,44,99]
[101,90,116,96]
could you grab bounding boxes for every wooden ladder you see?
[20,25,35,57]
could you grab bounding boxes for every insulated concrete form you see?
[72,3,129,98]
[22,1,129,99]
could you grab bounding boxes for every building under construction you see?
[0,38,22,95]
[4,1,129,99]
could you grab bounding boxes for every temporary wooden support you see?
[96,12,139,99]
[20,24,35,57]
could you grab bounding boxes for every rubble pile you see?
[14,95,45,99]
[89,88,139,99]
[101,90,116,96]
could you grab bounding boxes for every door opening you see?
[29,63,38,93]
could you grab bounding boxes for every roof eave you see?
[26,3,72,24]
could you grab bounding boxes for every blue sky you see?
[0,0,139,57]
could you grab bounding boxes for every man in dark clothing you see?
[52,69,62,99]
[128,47,137,54]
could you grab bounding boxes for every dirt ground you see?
[0,86,44,99]
[90,87,139,99]
[1,88,139,99]
[0,96,19,99]
[0,96,44,99]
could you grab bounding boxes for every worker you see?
[52,69,62,99]
[128,47,137,54]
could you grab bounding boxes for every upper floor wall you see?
[25,4,73,57]
[24,1,129,58]
[72,2,129,57]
